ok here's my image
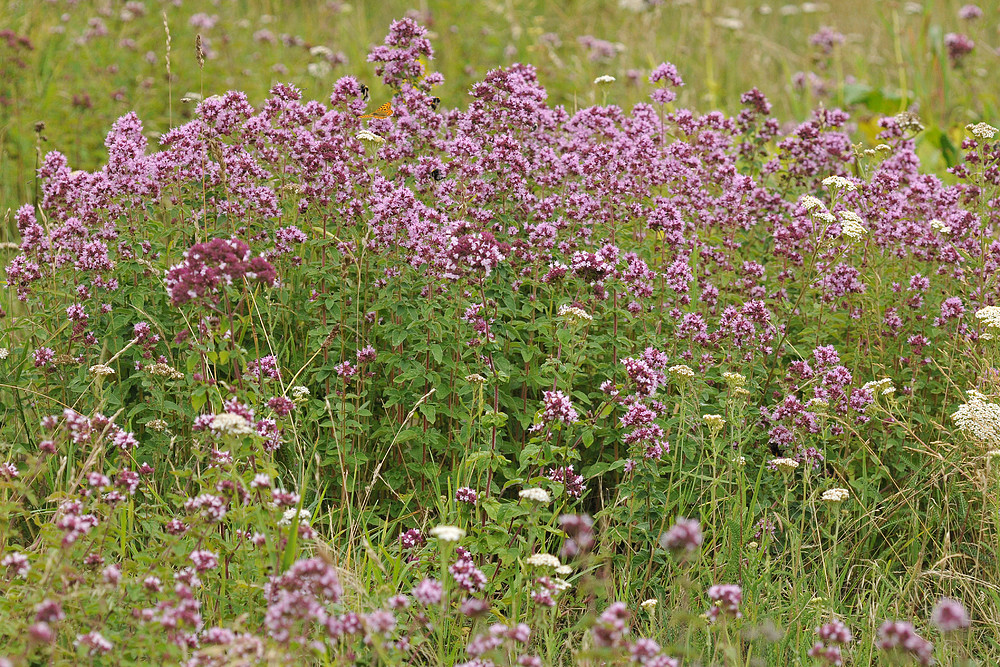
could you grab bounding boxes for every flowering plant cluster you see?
[1,12,997,666]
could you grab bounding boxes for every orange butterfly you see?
[358,102,393,120]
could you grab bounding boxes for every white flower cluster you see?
[975,306,1000,331]
[278,507,311,527]
[519,487,551,504]
[722,371,746,388]
[770,457,799,472]
[356,130,385,145]
[211,412,254,436]
[558,304,594,323]
[800,195,825,211]
[967,122,999,140]
[669,364,695,379]
[821,488,850,503]
[929,219,952,235]
[838,210,868,240]
[821,175,857,192]
[429,524,465,542]
[951,390,1000,446]
[526,553,561,568]
[703,414,726,433]
[146,362,185,379]
[862,377,896,396]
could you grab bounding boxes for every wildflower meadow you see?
[1,2,1000,666]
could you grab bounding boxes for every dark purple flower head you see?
[660,517,703,553]
[456,487,478,504]
[958,4,983,20]
[877,620,934,666]
[930,597,970,632]
[944,33,975,66]
[367,18,435,91]
[592,602,630,647]
[547,466,586,498]
[706,584,742,622]
[165,238,277,307]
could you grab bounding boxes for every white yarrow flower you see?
[800,195,825,211]
[722,371,747,388]
[210,412,254,436]
[89,364,115,377]
[519,487,552,504]
[669,364,695,379]
[429,524,466,542]
[838,210,868,240]
[594,75,616,85]
[821,488,850,502]
[770,457,800,473]
[356,130,385,145]
[967,122,999,140]
[952,389,1000,446]
[558,304,594,323]
[526,553,561,568]
[822,175,857,192]
[975,306,1000,330]
[929,219,952,234]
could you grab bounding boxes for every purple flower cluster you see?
[809,619,853,665]
[547,465,586,498]
[165,238,278,307]
[659,517,703,554]
[706,584,742,622]
[877,620,934,666]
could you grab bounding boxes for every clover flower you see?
[706,584,742,622]
[877,621,933,665]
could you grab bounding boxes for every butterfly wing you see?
[359,102,393,120]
